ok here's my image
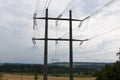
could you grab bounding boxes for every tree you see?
[96,61,120,80]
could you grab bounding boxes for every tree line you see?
[0,63,98,75]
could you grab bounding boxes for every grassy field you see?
[2,73,96,80]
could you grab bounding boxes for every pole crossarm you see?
[32,38,89,42]
[34,17,83,21]
[32,9,89,80]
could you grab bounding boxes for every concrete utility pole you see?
[32,9,89,80]
[44,9,48,80]
[69,10,73,80]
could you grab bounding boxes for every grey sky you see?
[0,0,120,64]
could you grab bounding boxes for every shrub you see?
[96,61,120,80]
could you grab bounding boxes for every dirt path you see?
[3,74,96,80]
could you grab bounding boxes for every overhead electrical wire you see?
[57,16,89,39]
[34,0,40,13]
[73,0,119,38]
[54,0,120,40]
[46,0,52,9]
[73,21,83,38]
[55,0,76,26]
[73,0,119,31]
[57,0,76,18]
[34,0,51,30]
[88,0,119,19]
[40,0,49,17]
[89,26,120,39]
[34,0,120,42]
[33,0,41,30]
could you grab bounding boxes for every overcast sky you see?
[0,0,120,64]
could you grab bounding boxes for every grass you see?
[1,72,93,78]
[2,74,96,80]
[49,73,93,78]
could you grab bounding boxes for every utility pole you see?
[69,10,73,80]
[32,9,89,80]
[44,9,48,80]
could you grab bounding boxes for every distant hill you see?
[0,62,113,75]
[49,62,112,69]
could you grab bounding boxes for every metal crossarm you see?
[32,38,89,42]
[34,17,83,21]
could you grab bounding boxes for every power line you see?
[40,0,49,17]
[72,16,90,38]
[34,0,40,13]
[90,26,120,39]
[33,0,41,30]
[73,0,119,37]
[58,17,89,39]
[57,0,76,18]
[55,0,76,27]
[33,0,49,30]
[88,0,119,18]
[46,0,52,9]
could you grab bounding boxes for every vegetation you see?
[0,72,3,80]
[34,73,38,80]
[95,61,120,80]
[0,62,109,77]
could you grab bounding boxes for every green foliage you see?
[95,61,120,80]
[34,73,38,80]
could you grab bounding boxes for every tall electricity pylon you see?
[32,9,89,80]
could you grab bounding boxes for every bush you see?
[34,73,38,80]
[95,61,120,80]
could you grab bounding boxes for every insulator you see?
[57,14,62,18]
[55,20,58,26]
[32,37,36,44]
[33,13,37,18]
[80,41,84,45]
[33,13,37,30]
[78,21,83,28]
[55,40,58,44]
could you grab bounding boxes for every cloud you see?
[0,0,120,63]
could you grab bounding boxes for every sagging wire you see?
[33,0,41,30]
[75,26,120,51]
[87,0,120,19]
[34,0,40,13]
[36,0,53,30]
[80,17,90,32]
[73,16,90,38]
[32,37,44,63]
[57,0,75,18]
[33,0,50,30]
[55,0,76,27]
[89,26,120,40]
[54,40,59,62]
[73,40,90,55]
[75,0,120,31]
[74,0,119,32]
[46,0,52,9]
[73,0,119,38]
